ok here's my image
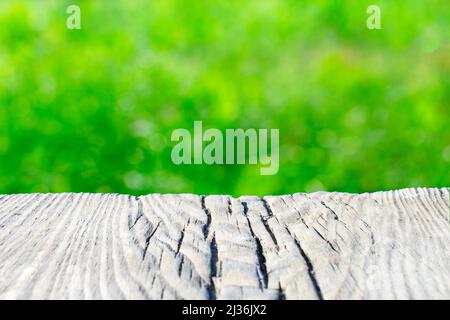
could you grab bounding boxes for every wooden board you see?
[0,188,448,300]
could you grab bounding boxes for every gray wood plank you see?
[0,188,448,299]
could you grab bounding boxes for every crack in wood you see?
[260,198,279,249]
[285,227,324,300]
[313,227,338,252]
[129,196,144,230]
[142,221,161,260]
[201,196,218,300]
[176,218,189,255]
[242,201,269,290]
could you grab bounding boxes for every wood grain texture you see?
[0,188,448,300]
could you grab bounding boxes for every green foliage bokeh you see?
[0,0,449,196]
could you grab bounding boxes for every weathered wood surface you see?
[0,188,448,300]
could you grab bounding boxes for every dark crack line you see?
[227,196,232,217]
[178,255,185,277]
[201,196,218,300]
[313,227,338,252]
[278,282,286,300]
[242,201,269,290]
[260,198,279,248]
[176,229,185,255]
[142,221,161,260]
[201,196,212,239]
[176,218,189,255]
[129,196,144,230]
[320,201,340,222]
[209,236,219,300]
[285,227,324,300]
[261,198,274,218]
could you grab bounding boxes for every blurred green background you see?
[0,0,449,196]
